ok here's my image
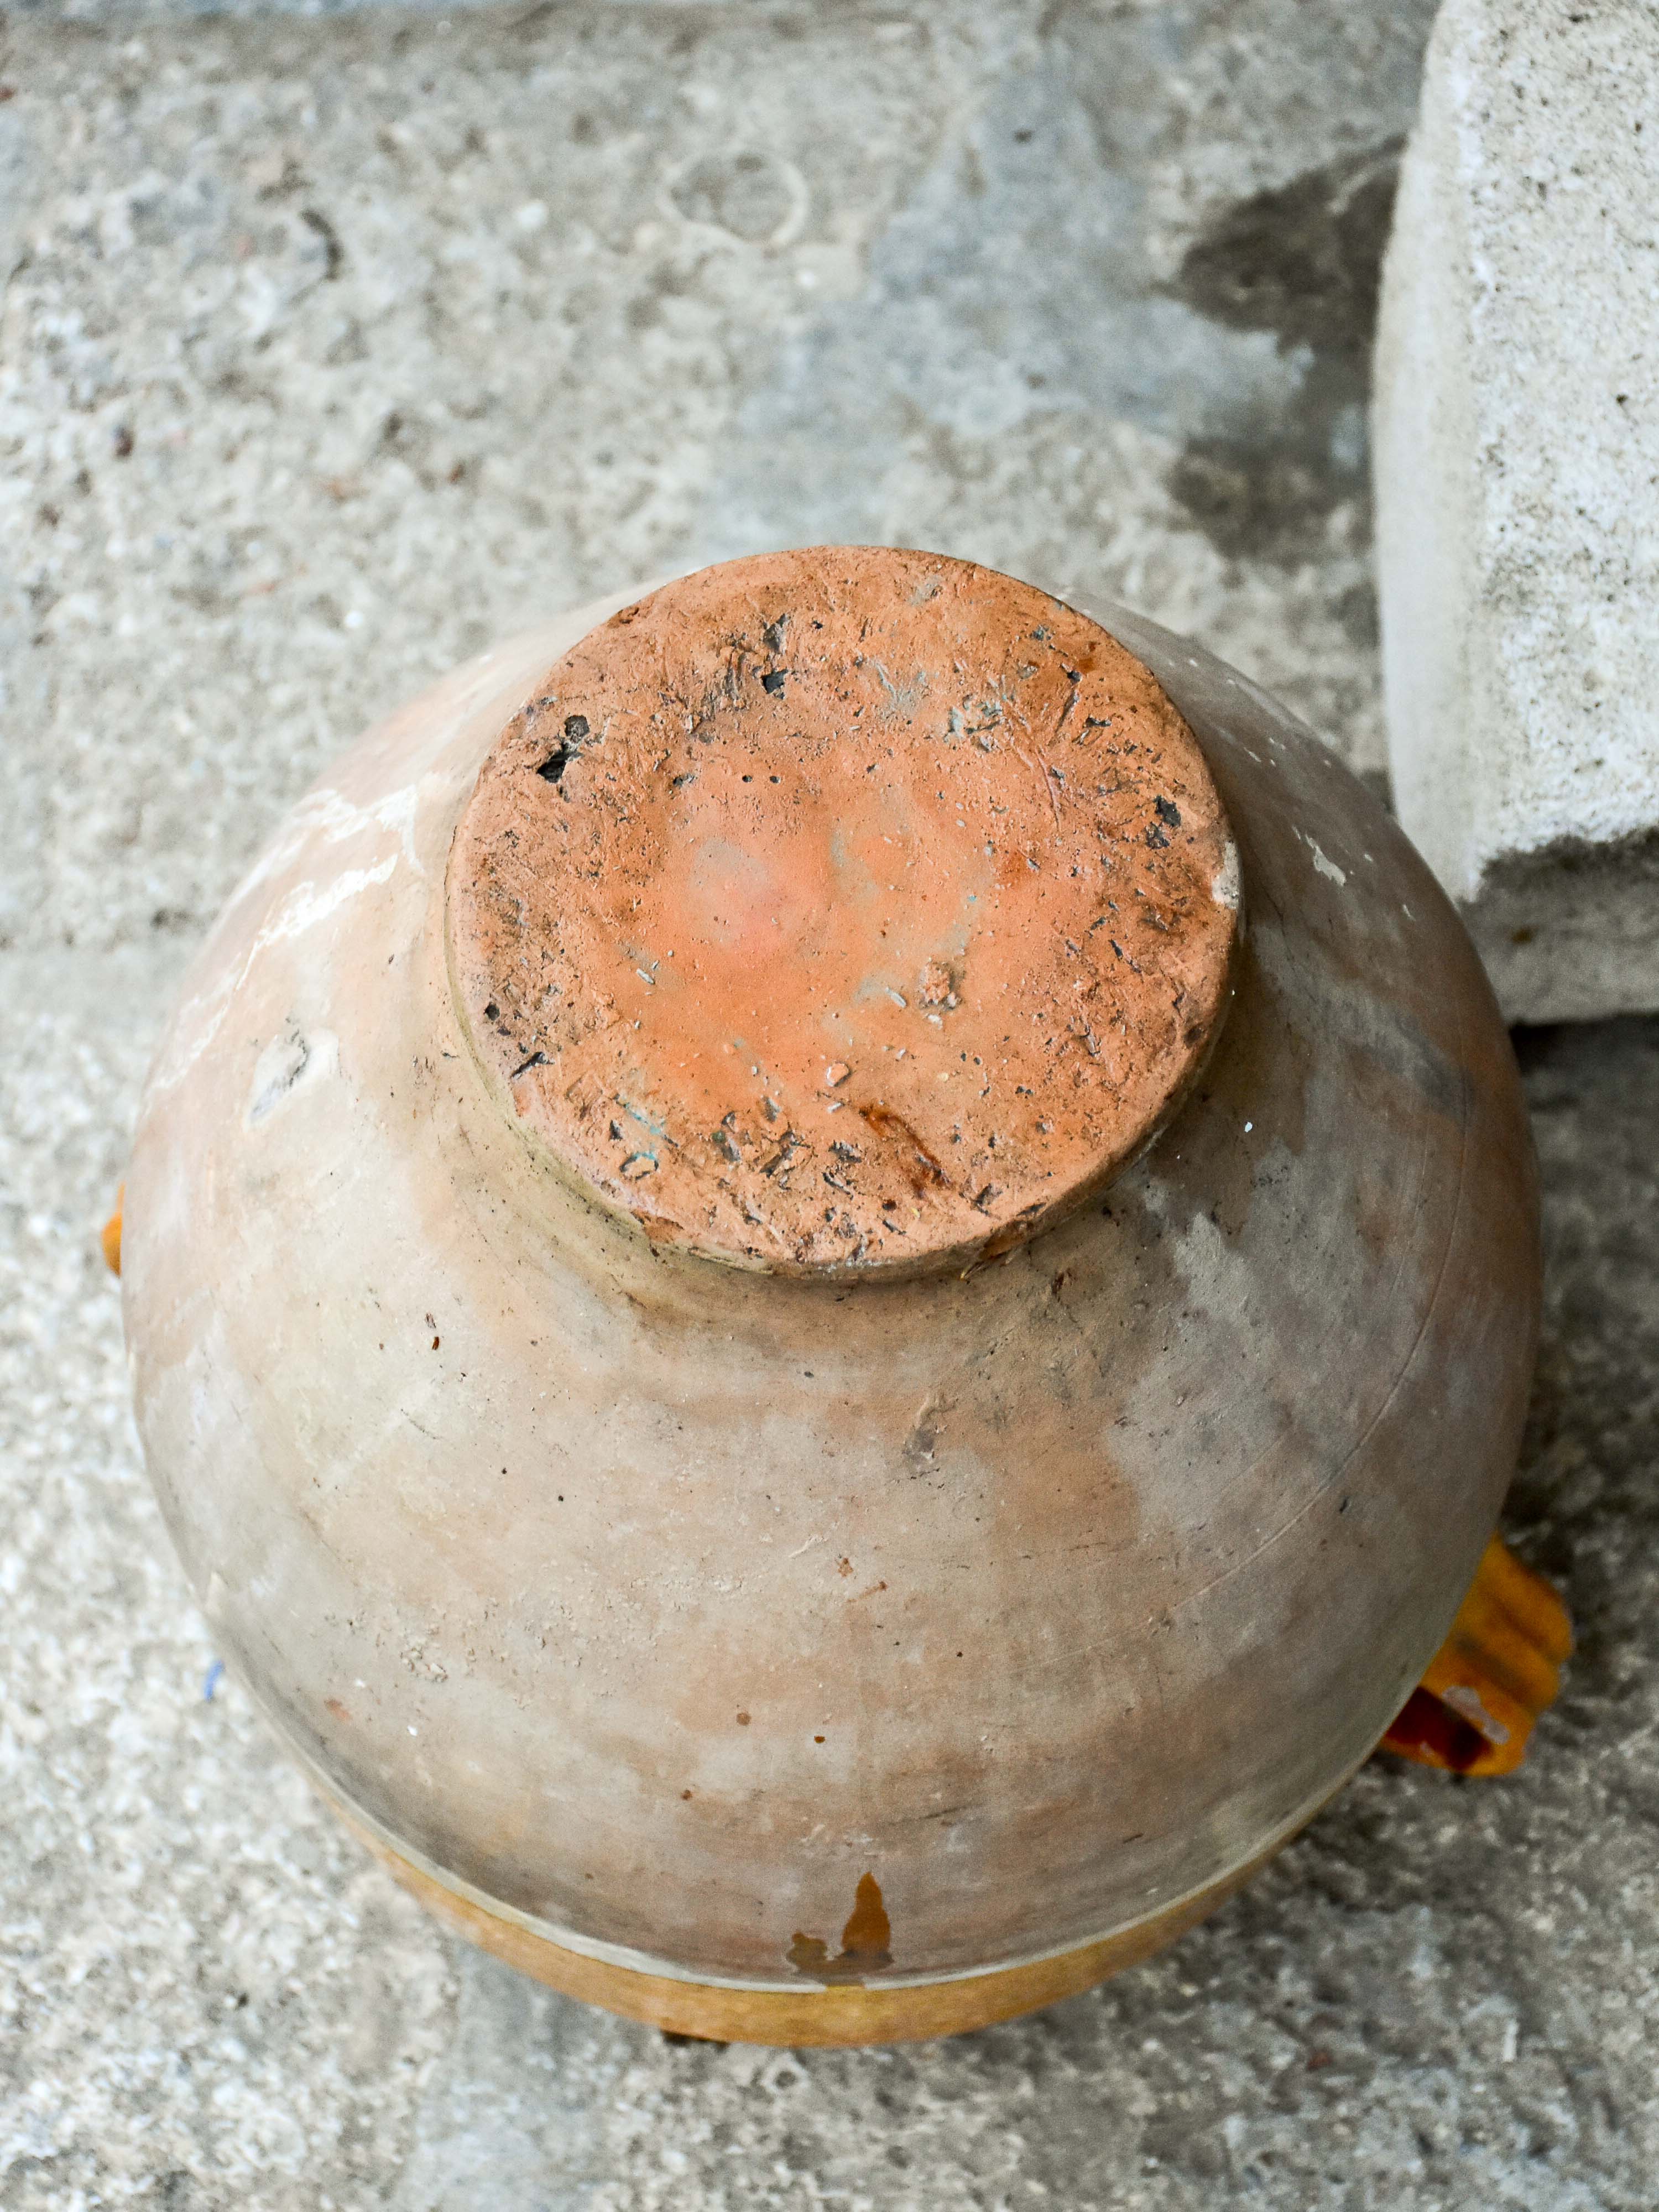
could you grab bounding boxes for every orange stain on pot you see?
[789,1871,894,1983]
[447,549,1239,1279]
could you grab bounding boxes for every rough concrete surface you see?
[1,1,1656,2206]
[1374,0,1659,1024]
[0,0,1437,961]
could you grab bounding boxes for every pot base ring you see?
[338,1812,1282,2047]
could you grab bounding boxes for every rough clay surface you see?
[1374,0,1659,1022]
[5,1,1657,2206]
[451,550,1237,1275]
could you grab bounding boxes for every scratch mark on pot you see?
[1299,832,1347,887]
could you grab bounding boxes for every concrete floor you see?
[2,3,1655,2206]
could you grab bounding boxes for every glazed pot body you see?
[124,571,1537,2027]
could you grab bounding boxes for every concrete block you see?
[1374,0,1659,1022]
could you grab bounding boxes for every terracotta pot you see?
[120,549,1546,2045]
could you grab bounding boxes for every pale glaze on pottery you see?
[121,551,1540,2042]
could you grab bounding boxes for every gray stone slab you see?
[1374,0,1659,1022]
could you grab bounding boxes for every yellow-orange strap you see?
[1380,1535,1571,1778]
